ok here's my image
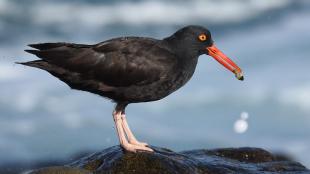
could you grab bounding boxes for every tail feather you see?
[17,60,68,78]
[16,60,50,69]
[17,60,114,93]
[28,43,67,50]
[28,42,92,50]
[24,49,49,60]
[25,43,93,61]
[24,49,40,55]
[24,48,68,61]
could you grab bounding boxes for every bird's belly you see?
[115,70,194,103]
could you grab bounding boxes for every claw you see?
[121,143,154,153]
[113,104,153,153]
[129,140,149,147]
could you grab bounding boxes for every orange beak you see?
[207,44,244,80]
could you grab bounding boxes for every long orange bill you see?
[207,44,244,81]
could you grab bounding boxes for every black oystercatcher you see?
[19,25,243,152]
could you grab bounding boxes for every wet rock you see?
[28,146,310,174]
[25,166,91,174]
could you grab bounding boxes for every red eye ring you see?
[198,34,207,41]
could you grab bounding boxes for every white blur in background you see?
[234,112,249,134]
[0,0,310,169]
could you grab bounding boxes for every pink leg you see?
[121,113,148,147]
[113,106,153,152]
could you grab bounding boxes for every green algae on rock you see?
[27,146,310,174]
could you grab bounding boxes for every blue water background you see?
[0,0,310,167]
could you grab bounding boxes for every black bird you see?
[19,25,243,152]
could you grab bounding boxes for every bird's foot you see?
[121,142,153,153]
[129,139,149,147]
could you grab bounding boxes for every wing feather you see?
[25,38,177,87]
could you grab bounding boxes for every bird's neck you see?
[162,36,199,60]
[162,37,199,80]
[157,38,199,92]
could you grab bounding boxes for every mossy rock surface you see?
[28,146,310,174]
[25,166,91,174]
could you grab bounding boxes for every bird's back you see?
[20,37,189,103]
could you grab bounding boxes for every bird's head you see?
[165,25,244,81]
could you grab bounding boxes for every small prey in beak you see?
[207,44,244,81]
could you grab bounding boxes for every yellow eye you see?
[198,34,207,41]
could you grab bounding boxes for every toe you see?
[121,143,154,153]
[130,141,149,147]
[138,142,149,146]
[137,145,154,152]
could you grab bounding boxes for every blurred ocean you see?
[1,0,310,169]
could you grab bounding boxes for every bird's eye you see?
[198,34,207,41]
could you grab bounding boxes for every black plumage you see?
[19,25,243,152]
[20,26,214,104]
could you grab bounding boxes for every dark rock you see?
[25,166,91,174]
[27,146,310,174]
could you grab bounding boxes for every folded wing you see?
[24,38,177,88]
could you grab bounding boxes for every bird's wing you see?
[25,38,177,87]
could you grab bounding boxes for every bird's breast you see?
[139,58,198,101]
[112,57,198,103]
[166,64,197,92]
